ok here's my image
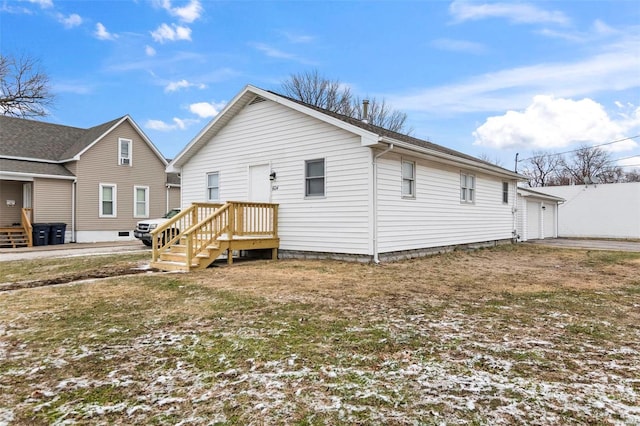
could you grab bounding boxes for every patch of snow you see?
[0,408,15,426]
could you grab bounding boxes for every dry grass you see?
[1,244,639,425]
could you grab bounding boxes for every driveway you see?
[0,241,149,262]
[527,238,640,252]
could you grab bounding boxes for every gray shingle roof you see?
[268,90,508,172]
[0,158,75,177]
[0,115,124,161]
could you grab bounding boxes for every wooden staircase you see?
[0,228,30,248]
[0,208,33,248]
[150,201,279,272]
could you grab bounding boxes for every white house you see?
[168,85,525,262]
[534,182,640,239]
[516,187,564,241]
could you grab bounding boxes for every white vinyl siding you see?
[305,159,325,197]
[376,154,515,253]
[181,99,372,255]
[206,172,219,201]
[99,183,117,217]
[401,160,415,198]
[134,185,149,218]
[119,138,132,166]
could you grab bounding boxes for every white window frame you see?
[99,183,117,218]
[206,172,220,201]
[401,159,416,199]
[305,158,325,198]
[460,172,475,204]
[134,185,149,218]
[502,181,509,204]
[119,138,132,166]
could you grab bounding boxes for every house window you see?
[207,172,219,201]
[502,182,509,204]
[119,138,132,166]
[460,173,475,203]
[402,160,415,198]
[100,183,117,217]
[134,186,149,218]
[305,158,325,197]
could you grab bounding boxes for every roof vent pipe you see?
[362,99,369,124]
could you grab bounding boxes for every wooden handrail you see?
[152,201,279,267]
[21,208,33,247]
[151,202,221,262]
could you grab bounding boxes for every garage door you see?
[527,201,540,240]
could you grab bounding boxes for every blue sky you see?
[1,0,639,170]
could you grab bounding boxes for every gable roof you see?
[517,186,565,202]
[168,85,523,179]
[0,115,167,166]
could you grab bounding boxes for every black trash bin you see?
[32,223,50,246]
[49,223,67,245]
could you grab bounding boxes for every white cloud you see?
[538,19,621,43]
[95,22,117,40]
[25,0,53,8]
[151,23,192,43]
[156,0,203,23]
[145,117,199,131]
[431,38,486,54]
[165,79,188,92]
[57,13,82,28]
[145,45,156,56]
[449,0,569,25]
[189,101,226,118]
[472,95,640,150]
[164,79,206,93]
[280,31,314,44]
[252,42,296,60]
[389,34,640,115]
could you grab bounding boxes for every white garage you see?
[534,182,640,239]
[516,188,564,241]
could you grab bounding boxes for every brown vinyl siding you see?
[33,178,73,224]
[0,181,23,226]
[73,121,168,231]
[167,186,181,211]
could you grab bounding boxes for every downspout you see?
[512,182,518,242]
[71,179,77,243]
[166,184,170,212]
[372,143,394,263]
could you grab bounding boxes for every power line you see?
[517,135,640,163]
[609,154,640,163]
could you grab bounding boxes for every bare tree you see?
[478,153,504,168]
[280,70,410,133]
[0,54,54,118]
[561,145,622,184]
[623,169,640,182]
[280,69,351,115]
[520,151,562,187]
[351,96,411,134]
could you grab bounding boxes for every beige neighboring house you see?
[0,115,177,246]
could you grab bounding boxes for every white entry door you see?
[249,164,271,202]
[23,183,32,209]
[527,200,541,240]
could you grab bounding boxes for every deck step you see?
[0,228,30,248]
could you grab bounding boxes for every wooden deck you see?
[150,202,279,272]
